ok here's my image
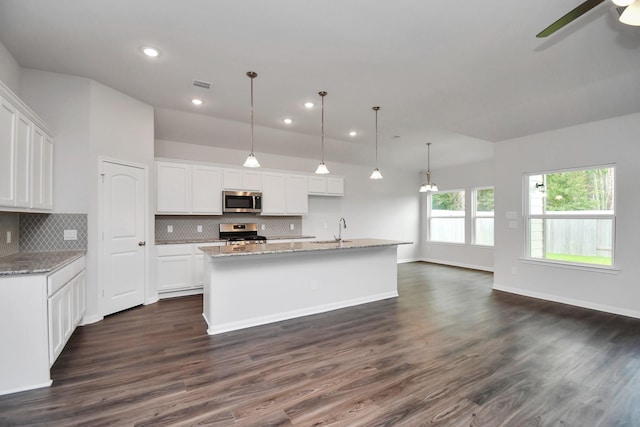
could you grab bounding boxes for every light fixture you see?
[283,117,293,125]
[619,1,640,25]
[142,47,159,57]
[243,71,261,168]
[304,102,314,109]
[315,91,330,174]
[191,98,203,106]
[369,106,383,180]
[613,0,634,7]
[419,143,438,192]
[349,130,358,137]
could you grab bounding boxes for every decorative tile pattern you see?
[19,213,88,252]
[155,214,303,242]
[0,213,20,258]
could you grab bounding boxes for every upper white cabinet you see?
[261,172,308,215]
[308,176,344,196]
[0,82,55,212]
[156,161,222,215]
[223,168,262,191]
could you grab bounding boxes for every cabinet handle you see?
[138,241,146,246]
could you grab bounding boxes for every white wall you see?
[19,70,92,213]
[155,139,421,262]
[494,112,640,318]
[421,159,495,271]
[19,70,155,323]
[0,40,20,94]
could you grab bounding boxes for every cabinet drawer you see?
[47,256,86,297]
[157,244,193,257]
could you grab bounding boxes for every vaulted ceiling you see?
[1,0,639,171]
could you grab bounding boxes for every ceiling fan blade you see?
[536,0,606,37]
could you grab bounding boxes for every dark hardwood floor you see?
[1,262,640,426]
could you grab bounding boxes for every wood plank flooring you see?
[1,262,640,426]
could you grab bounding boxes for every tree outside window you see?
[429,190,465,243]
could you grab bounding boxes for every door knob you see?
[138,241,146,246]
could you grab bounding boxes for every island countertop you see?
[198,238,411,258]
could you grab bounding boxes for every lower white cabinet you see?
[0,255,85,396]
[157,242,224,297]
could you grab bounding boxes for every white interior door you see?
[101,160,146,316]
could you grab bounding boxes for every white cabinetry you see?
[308,176,344,196]
[261,173,308,215]
[0,82,55,212]
[223,168,262,191]
[156,242,224,297]
[156,161,222,215]
[0,255,86,396]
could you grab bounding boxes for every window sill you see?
[519,258,620,275]
[426,241,465,246]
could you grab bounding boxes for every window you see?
[473,187,494,246]
[526,166,615,267]
[429,190,465,243]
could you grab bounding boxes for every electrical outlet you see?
[197,225,203,233]
[63,229,77,241]
[290,224,295,231]
[6,231,11,244]
[167,225,173,233]
[261,224,265,231]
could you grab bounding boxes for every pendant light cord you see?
[373,106,380,166]
[247,71,257,154]
[319,91,327,163]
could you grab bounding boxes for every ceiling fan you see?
[537,0,640,37]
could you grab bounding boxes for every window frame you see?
[427,189,466,244]
[472,186,494,247]
[524,164,616,269]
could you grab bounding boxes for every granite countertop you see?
[0,250,86,276]
[198,238,411,258]
[156,235,316,245]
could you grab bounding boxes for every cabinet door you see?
[243,170,262,191]
[308,176,327,195]
[286,174,308,215]
[72,271,86,326]
[261,173,286,215]
[0,96,17,206]
[48,285,72,364]
[157,255,192,292]
[223,168,262,191]
[156,162,190,213]
[42,136,54,209]
[327,177,344,196]
[222,169,243,190]
[192,165,222,214]
[30,126,45,209]
[15,113,31,208]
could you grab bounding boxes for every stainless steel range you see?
[219,223,267,245]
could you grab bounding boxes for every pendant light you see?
[369,106,383,180]
[419,143,438,192]
[619,1,640,26]
[243,71,260,168]
[315,91,330,174]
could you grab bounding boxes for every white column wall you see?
[0,39,20,93]
[494,112,640,318]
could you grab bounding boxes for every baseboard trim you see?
[80,314,103,325]
[206,291,399,335]
[492,283,640,320]
[421,258,494,272]
[398,257,419,264]
[158,287,204,299]
[0,379,52,396]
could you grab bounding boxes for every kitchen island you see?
[199,238,410,335]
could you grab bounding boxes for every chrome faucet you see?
[335,217,347,242]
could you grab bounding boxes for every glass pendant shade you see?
[315,162,330,174]
[620,1,640,25]
[244,71,260,168]
[613,0,634,7]
[370,168,383,179]
[243,153,260,168]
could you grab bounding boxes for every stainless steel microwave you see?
[223,191,262,213]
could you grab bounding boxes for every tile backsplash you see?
[20,213,88,251]
[0,213,20,257]
[155,214,303,242]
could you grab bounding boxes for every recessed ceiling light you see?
[304,102,314,109]
[191,98,203,106]
[349,131,358,137]
[283,118,293,125]
[142,47,159,57]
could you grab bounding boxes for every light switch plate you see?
[6,231,11,244]
[197,225,203,233]
[290,224,295,230]
[63,229,78,241]
[167,225,173,233]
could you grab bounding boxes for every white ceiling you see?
[1,0,640,172]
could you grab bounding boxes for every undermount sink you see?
[311,240,352,244]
